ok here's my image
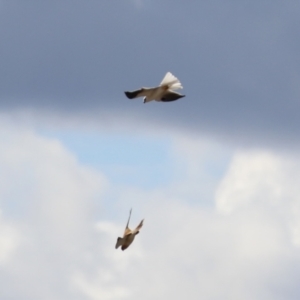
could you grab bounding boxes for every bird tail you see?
[160,72,183,90]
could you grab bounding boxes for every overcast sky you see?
[1,1,300,299]
[1,0,300,145]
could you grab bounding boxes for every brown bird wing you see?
[123,227,132,237]
[123,209,132,237]
[132,219,144,234]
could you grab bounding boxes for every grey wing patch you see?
[124,89,144,99]
[161,91,185,102]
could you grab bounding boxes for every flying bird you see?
[124,72,185,103]
[115,209,144,251]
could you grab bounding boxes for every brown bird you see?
[115,209,144,251]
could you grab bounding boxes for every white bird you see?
[115,209,144,251]
[124,72,185,103]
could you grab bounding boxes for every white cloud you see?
[0,118,300,300]
[167,135,232,202]
[216,150,285,213]
[215,149,300,246]
[0,213,18,265]
[0,122,109,299]
[92,145,300,300]
[80,200,299,300]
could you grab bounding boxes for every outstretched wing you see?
[123,209,132,237]
[161,91,185,102]
[132,219,144,234]
[160,72,183,90]
[124,89,144,99]
[125,88,155,99]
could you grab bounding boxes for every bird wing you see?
[115,237,123,249]
[160,90,185,102]
[124,89,144,99]
[160,72,183,90]
[132,219,144,234]
[123,228,132,236]
[123,209,132,237]
[125,88,155,99]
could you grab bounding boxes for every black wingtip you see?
[125,90,140,99]
[161,94,185,102]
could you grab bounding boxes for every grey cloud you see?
[1,1,300,146]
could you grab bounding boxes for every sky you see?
[0,1,300,299]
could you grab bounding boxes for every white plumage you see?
[125,72,185,103]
